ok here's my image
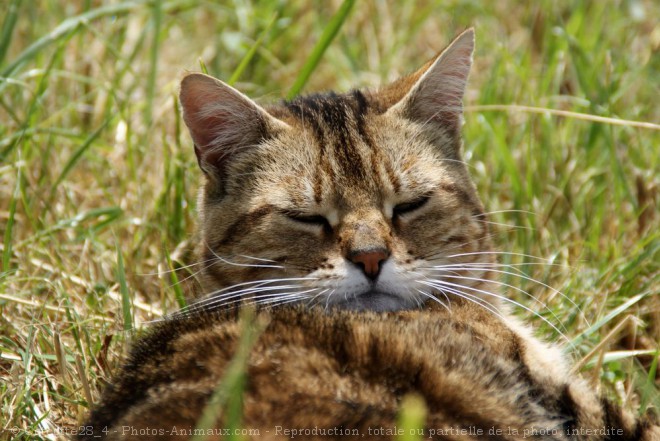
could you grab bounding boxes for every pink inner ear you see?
[186,110,223,151]
[189,112,235,169]
[180,74,266,170]
[396,30,474,135]
[180,75,229,150]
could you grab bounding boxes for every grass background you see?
[1,0,658,438]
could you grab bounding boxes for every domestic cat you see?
[79,29,659,440]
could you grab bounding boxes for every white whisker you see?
[414,288,450,312]
[422,264,584,321]
[472,209,537,217]
[204,240,312,271]
[166,258,218,289]
[181,287,319,314]
[426,261,566,269]
[472,219,533,230]
[174,277,317,315]
[204,277,318,297]
[425,273,568,334]
[183,284,305,313]
[421,279,569,343]
[446,251,555,262]
[324,288,338,311]
[242,289,318,307]
[138,257,216,276]
[236,254,280,263]
[417,281,506,322]
[419,231,502,260]
[305,289,330,308]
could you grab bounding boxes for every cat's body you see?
[80,300,656,441]
[80,30,658,440]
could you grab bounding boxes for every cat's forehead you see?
[253,92,450,208]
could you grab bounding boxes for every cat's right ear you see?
[179,73,289,178]
[386,28,474,143]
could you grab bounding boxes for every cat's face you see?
[180,29,496,312]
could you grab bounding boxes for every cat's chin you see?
[329,290,418,312]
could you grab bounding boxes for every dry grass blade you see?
[466,104,660,130]
[75,354,94,407]
[572,315,637,374]
[2,0,658,434]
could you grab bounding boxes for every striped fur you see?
[181,29,493,313]
[80,29,659,440]
[80,301,658,440]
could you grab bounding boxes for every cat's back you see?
[80,299,654,441]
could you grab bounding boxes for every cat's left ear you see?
[388,28,474,140]
[179,73,289,179]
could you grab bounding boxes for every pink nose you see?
[349,249,389,280]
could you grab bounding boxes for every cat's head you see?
[179,29,496,312]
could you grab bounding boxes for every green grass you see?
[0,0,658,438]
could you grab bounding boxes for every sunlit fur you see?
[80,30,659,441]
[180,29,498,314]
[80,300,659,441]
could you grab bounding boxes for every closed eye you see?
[285,211,330,228]
[393,195,430,217]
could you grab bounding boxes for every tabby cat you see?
[80,29,659,440]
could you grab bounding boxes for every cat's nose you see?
[349,248,390,280]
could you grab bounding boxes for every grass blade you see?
[1,2,141,78]
[286,0,355,99]
[583,350,659,367]
[465,105,660,131]
[2,166,20,272]
[171,93,185,242]
[191,309,267,441]
[570,292,649,348]
[0,0,20,66]
[397,394,427,441]
[2,34,69,161]
[198,58,208,74]
[51,117,112,194]
[165,249,187,309]
[640,350,659,413]
[0,0,197,79]
[15,206,123,250]
[116,243,133,331]
[227,14,278,86]
[145,0,163,127]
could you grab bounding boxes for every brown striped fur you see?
[181,30,492,313]
[81,300,658,440]
[80,30,659,440]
